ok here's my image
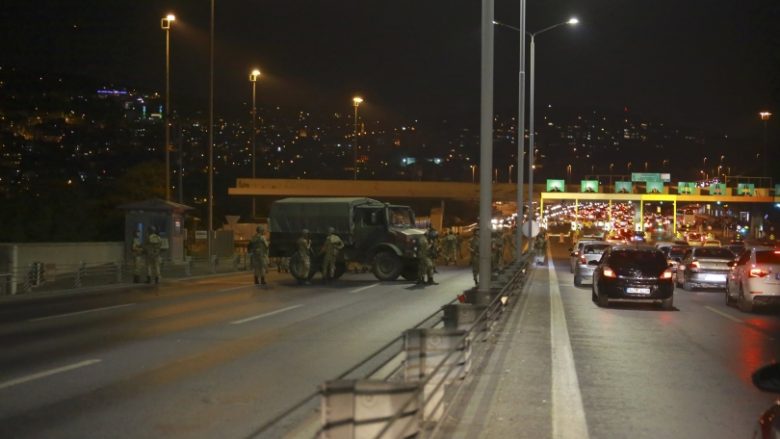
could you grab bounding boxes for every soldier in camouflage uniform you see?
[320,226,344,282]
[470,228,480,285]
[131,230,144,283]
[295,229,312,285]
[249,225,270,286]
[416,230,438,285]
[443,230,458,265]
[145,226,162,284]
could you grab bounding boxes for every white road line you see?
[230,304,303,325]
[704,306,743,323]
[29,303,136,322]
[0,359,102,390]
[350,283,379,294]
[548,250,590,439]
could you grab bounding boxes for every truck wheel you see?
[372,252,402,281]
[289,254,315,281]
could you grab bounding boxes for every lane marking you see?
[350,283,380,294]
[0,359,102,390]
[704,306,743,323]
[230,304,303,325]
[548,248,590,439]
[29,303,136,322]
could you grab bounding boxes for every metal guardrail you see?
[246,251,535,439]
[0,255,260,297]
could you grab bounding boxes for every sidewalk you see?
[435,261,555,438]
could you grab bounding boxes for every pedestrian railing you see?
[0,255,259,297]
[245,251,534,439]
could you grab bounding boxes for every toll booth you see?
[118,199,193,263]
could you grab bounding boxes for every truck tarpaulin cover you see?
[269,197,384,234]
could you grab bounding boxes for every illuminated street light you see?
[161,13,175,201]
[494,16,578,252]
[352,96,363,180]
[508,164,514,183]
[249,68,261,218]
[470,164,477,183]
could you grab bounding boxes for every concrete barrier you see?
[320,380,419,439]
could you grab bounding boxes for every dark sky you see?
[1,0,778,137]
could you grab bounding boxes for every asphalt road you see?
[0,266,473,438]
[444,240,780,439]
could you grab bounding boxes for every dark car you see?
[592,245,674,310]
[752,363,780,438]
[677,246,734,290]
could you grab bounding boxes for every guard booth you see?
[118,199,193,263]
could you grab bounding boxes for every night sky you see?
[1,0,778,137]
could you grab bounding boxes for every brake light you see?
[579,256,587,264]
[749,267,769,278]
[603,267,616,278]
[660,269,673,280]
[689,260,700,272]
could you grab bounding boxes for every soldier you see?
[416,230,437,285]
[443,230,458,265]
[131,230,144,283]
[295,229,312,285]
[145,225,162,284]
[249,225,270,286]
[502,228,516,265]
[427,225,440,271]
[321,226,344,282]
[469,228,480,285]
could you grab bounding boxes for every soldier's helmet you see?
[327,226,335,234]
[302,228,309,235]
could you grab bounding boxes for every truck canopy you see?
[269,197,386,234]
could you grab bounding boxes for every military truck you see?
[268,197,426,281]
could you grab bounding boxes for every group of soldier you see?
[247,224,522,288]
[131,226,163,284]
[248,226,345,287]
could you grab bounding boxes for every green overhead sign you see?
[632,173,671,183]
[737,183,755,196]
[709,183,726,195]
[678,182,696,194]
[546,179,565,192]
[614,181,632,193]
[581,180,599,193]
[646,182,664,194]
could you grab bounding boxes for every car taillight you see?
[749,266,769,278]
[603,266,616,278]
[689,260,700,272]
[579,256,587,264]
[660,269,673,280]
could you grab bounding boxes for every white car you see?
[725,247,780,312]
[573,243,610,286]
[569,240,607,273]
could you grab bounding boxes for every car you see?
[662,245,689,279]
[686,232,704,247]
[703,239,722,247]
[726,242,747,259]
[655,241,689,252]
[569,240,607,273]
[573,242,611,286]
[725,247,780,312]
[591,245,674,310]
[752,363,780,438]
[677,246,734,290]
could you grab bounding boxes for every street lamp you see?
[161,13,175,201]
[508,163,514,183]
[760,111,771,177]
[494,16,578,245]
[208,0,215,268]
[352,96,363,180]
[249,68,261,218]
[470,164,477,183]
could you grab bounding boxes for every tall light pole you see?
[471,164,477,183]
[508,163,514,183]
[494,16,578,250]
[249,69,261,219]
[208,0,215,267]
[760,111,771,178]
[161,13,175,201]
[352,96,363,180]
